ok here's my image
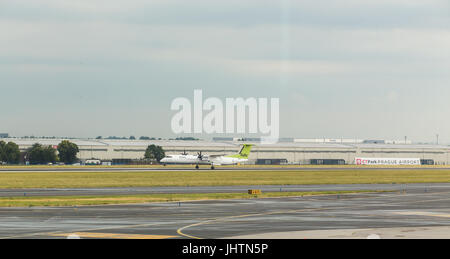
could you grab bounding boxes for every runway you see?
[2,166,450,173]
[0,183,449,239]
[0,183,448,197]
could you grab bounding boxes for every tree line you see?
[1,140,166,165]
[95,136,163,140]
[0,140,79,165]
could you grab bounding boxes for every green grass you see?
[0,190,389,207]
[0,169,449,189]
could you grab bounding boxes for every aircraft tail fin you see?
[226,144,253,159]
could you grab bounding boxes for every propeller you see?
[181,149,188,155]
[197,151,204,160]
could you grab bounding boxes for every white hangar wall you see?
[3,139,449,165]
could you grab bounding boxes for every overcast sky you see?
[1,0,449,143]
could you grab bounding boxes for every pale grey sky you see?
[1,0,449,142]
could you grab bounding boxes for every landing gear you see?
[211,165,215,170]
[195,164,199,169]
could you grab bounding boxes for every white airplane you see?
[160,144,253,169]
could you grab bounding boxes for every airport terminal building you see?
[2,138,449,165]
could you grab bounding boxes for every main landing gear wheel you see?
[211,165,215,170]
[195,164,199,169]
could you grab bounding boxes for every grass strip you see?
[0,190,390,207]
[0,170,449,189]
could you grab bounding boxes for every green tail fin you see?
[226,144,253,159]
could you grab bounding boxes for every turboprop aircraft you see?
[160,144,253,169]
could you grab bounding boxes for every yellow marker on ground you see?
[248,189,262,195]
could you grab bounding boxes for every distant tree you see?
[96,136,102,139]
[27,143,57,164]
[106,136,127,140]
[0,141,21,164]
[43,145,58,164]
[57,140,79,164]
[28,143,44,164]
[144,145,165,162]
[4,142,20,164]
[175,137,199,141]
[0,141,6,162]
[129,136,136,140]
[139,136,150,140]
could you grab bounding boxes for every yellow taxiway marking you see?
[50,232,177,239]
[393,211,450,218]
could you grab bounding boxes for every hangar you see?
[2,138,449,165]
